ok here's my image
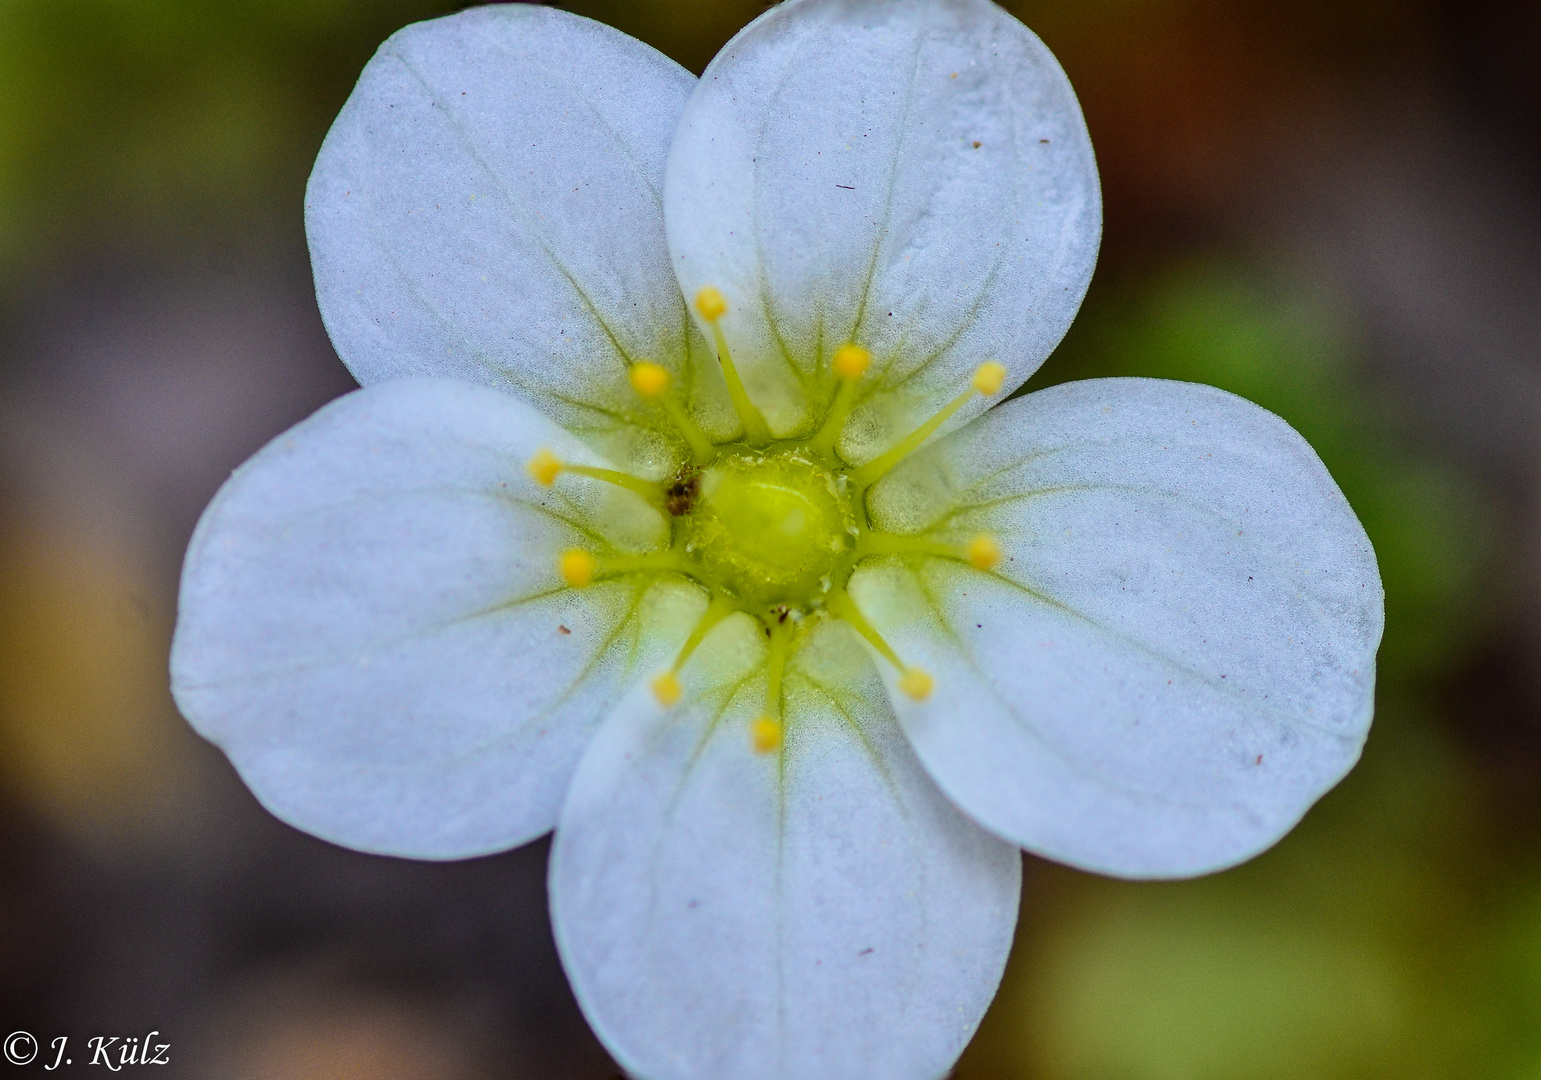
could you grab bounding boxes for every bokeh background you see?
[1,0,1538,1076]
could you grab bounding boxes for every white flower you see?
[170,3,1384,1078]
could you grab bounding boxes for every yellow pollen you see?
[899,668,934,701]
[966,534,1002,570]
[750,716,783,754]
[651,672,682,707]
[528,448,563,486]
[629,361,670,398]
[559,549,595,588]
[972,361,1007,396]
[695,286,728,322]
[833,343,871,380]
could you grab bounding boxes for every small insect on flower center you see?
[680,450,855,611]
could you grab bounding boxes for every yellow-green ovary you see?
[681,451,856,610]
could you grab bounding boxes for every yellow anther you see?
[750,716,783,754]
[695,286,728,322]
[629,361,670,398]
[528,448,562,486]
[966,534,1002,570]
[972,361,1007,396]
[559,549,595,588]
[833,343,871,381]
[898,668,935,701]
[651,672,682,707]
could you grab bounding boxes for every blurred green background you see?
[1,0,1539,1077]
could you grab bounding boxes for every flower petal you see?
[853,378,1384,878]
[550,616,1019,1080]
[171,378,703,859]
[665,0,1100,445]
[306,7,734,448]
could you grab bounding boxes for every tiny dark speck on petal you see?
[688,899,699,909]
[858,948,874,957]
[1040,138,1050,143]
[972,141,982,148]
[1256,754,1264,765]
[558,625,571,635]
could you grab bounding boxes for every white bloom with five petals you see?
[170,3,1384,1079]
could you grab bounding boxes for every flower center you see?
[680,450,854,611]
[531,287,1015,751]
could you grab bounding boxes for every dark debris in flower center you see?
[664,466,701,517]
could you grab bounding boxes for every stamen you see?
[560,549,595,587]
[528,449,563,486]
[808,343,870,458]
[650,597,734,707]
[827,589,934,701]
[558,548,683,588]
[833,343,872,381]
[973,361,1007,395]
[651,672,683,707]
[528,449,665,504]
[752,617,791,754]
[898,669,934,701]
[695,287,728,323]
[629,361,670,398]
[629,362,718,464]
[855,530,1004,572]
[965,534,1003,570]
[751,716,783,754]
[695,287,772,446]
[847,361,1010,488]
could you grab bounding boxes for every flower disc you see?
[682,450,854,610]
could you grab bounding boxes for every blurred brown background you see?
[1,0,1539,1076]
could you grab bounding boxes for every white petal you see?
[550,616,1019,1080]
[854,378,1384,878]
[306,7,734,448]
[665,0,1100,445]
[172,378,703,859]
